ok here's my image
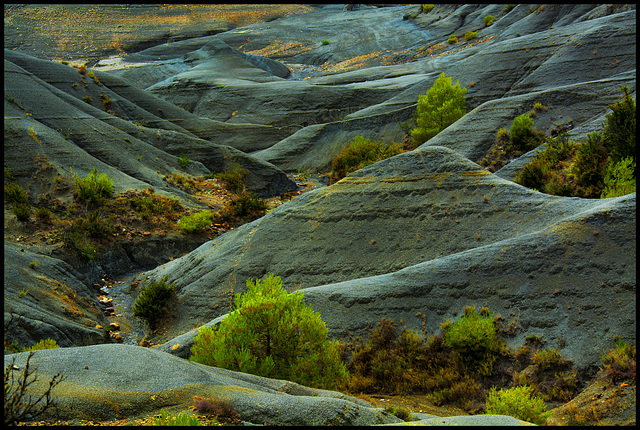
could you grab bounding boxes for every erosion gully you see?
[97,173,327,346]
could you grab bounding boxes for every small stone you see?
[109,322,120,331]
[95,324,103,330]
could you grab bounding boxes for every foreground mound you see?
[4,344,537,425]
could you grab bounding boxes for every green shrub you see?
[484,15,494,26]
[22,338,61,352]
[384,405,413,421]
[447,34,458,44]
[330,135,403,183]
[464,31,477,41]
[601,156,636,198]
[190,273,348,390]
[346,319,429,395]
[602,85,636,166]
[422,4,434,14]
[228,192,268,218]
[532,348,567,369]
[443,306,503,372]
[503,4,515,14]
[516,161,545,191]
[411,72,467,145]
[601,339,636,382]
[149,409,202,426]
[132,276,176,330]
[571,132,609,197]
[321,39,330,45]
[34,206,53,223]
[214,163,249,194]
[72,210,113,238]
[485,385,550,425]
[63,230,97,260]
[515,136,577,195]
[177,153,190,169]
[164,171,196,193]
[177,210,216,234]
[130,189,184,220]
[4,183,29,204]
[12,202,32,222]
[509,113,535,151]
[87,71,101,86]
[73,167,114,207]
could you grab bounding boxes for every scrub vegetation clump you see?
[330,135,403,184]
[341,306,583,414]
[177,210,217,234]
[192,395,241,424]
[191,273,348,390]
[512,86,635,198]
[484,15,494,26]
[132,276,176,331]
[213,162,249,194]
[479,112,547,173]
[72,167,114,207]
[601,339,636,382]
[222,192,268,220]
[4,182,32,222]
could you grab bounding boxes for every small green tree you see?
[602,85,636,166]
[411,72,467,145]
[190,273,348,390]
